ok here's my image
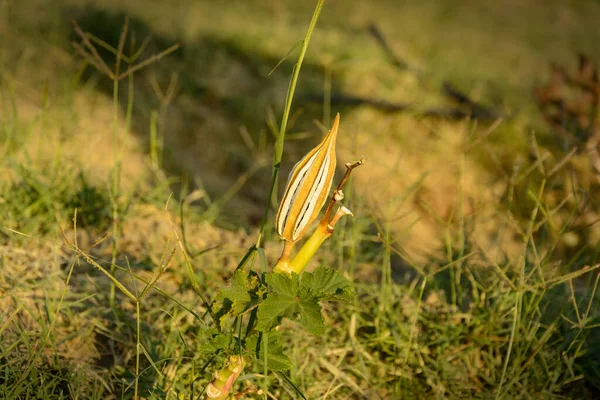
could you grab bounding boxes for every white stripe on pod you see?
[276,150,320,236]
[293,147,332,240]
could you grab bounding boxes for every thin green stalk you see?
[150,110,159,168]
[381,222,392,313]
[263,332,269,399]
[256,0,326,248]
[456,154,466,305]
[109,20,129,307]
[323,64,332,129]
[135,300,141,400]
[403,277,426,365]
[125,73,134,131]
[399,277,426,397]
[495,289,521,400]
[109,75,121,308]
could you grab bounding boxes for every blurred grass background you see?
[2,0,600,398]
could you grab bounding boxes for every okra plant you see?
[204,114,364,399]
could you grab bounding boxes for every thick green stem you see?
[277,225,331,275]
[206,356,247,400]
[273,240,296,274]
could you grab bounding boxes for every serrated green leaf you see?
[301,266,355,302]
[255,292,295,332]
[214,270,261,326]
[266,272,300,295]
[245,332,292,371]
[217,270,253,313]
[198,332,232,355]
[256,273,325,335]
[297,296,325,334]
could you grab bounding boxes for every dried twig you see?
[367,23,413,72]
[441,82,502,120]
[71,18,180,82]
[303,93,410,112]
[321,157,365,225]
[72,21,114,78]
[116,43,181,80]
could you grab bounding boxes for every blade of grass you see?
[256,0,326,248]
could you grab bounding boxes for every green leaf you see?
[256,273,324,335]
[297,296,325,334]
[266,272,300,296]
[217,270,254,314]
[301,266,355,302]
[214,270,260,326]
[198,330,232,355]
[245,332,292,371]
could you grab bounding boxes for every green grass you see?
[2,0,600,398]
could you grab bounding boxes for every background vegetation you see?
[2,0,600,398]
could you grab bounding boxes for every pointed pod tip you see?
[329,113,341,137]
